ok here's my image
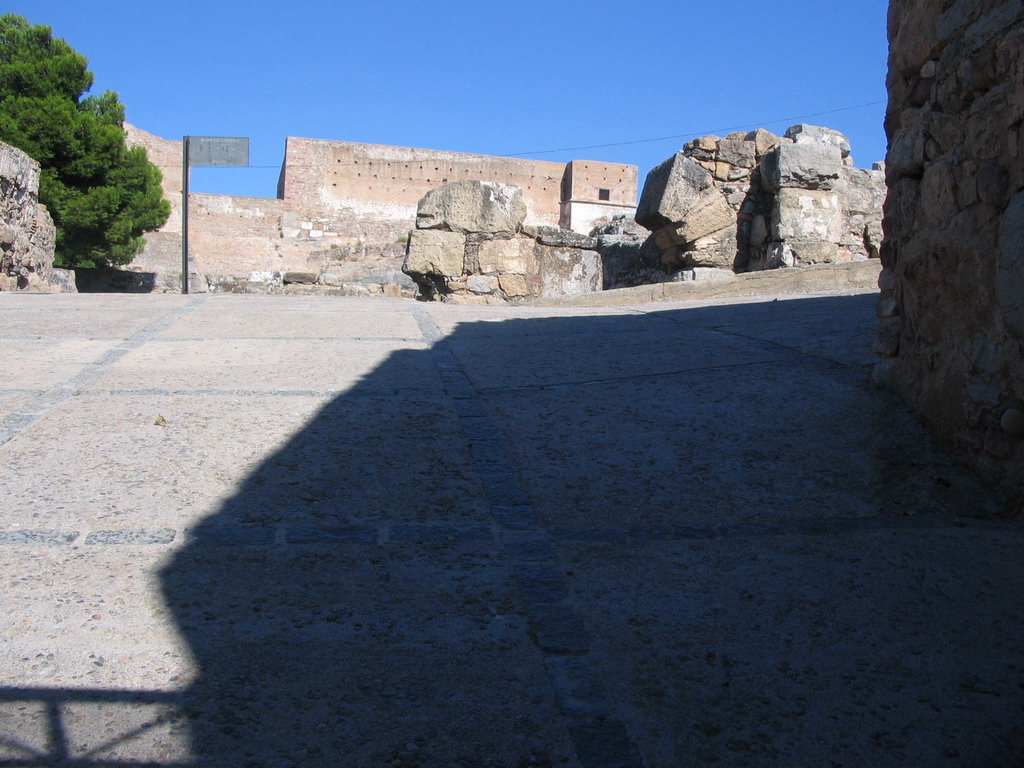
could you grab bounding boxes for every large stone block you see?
[762,143,843,191]
[769,240,842,267]
[635,153,716,228]
[744,128,784,157]
[771,189,843,243]
[477,236,538,275]
[687,226,739,268]
[416,180,526,234]
[537,246,601,297]
[402,229,466,277]
[522,225,597,249]
[636,153,735,246]
[717,138,756,169]
[784,124,852,159]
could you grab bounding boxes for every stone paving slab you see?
[561,526,1024,766]
[0,295,192,338]
[0,339,119,390]
[0,291,1020,768]
[163,294,424,340]
[0,390,487,530]
[86,337,433,393]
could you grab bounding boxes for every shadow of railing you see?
[0,687,188,767]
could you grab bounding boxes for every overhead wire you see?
[144,99,885,170]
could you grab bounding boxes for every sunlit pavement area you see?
[1,291,1021,767]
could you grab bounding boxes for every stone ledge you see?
[531,259,882,306]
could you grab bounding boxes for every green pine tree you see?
[0,14,169,268]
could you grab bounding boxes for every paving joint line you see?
[412,304,647,768]
[474,357,793,394]
[0,295,211,449]
[0,515,1013,549]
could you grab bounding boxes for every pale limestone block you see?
[478,237,538,275]
[537,247,601,297]
[403,229,466,277]
[498,273,530,297]
[416,180,526,233]
[771,188,843,243]
[763,143,843,191]
[466,275,498,294]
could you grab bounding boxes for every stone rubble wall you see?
[0,141,75,293]
[632,124,885,282]
[402,181,602,303]
[876,0,1024,509]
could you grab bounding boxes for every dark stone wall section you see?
[876,0,1024,510]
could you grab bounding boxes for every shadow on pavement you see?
[152,293,1023,767]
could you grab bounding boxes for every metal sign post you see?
[181,136,249,294]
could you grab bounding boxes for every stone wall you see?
[634,125,885,282]
[0,140,74,293]
[126,126,636,294]
[402,181,602,303]
[876,0,1024,508]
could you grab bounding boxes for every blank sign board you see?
[188,136,249,167]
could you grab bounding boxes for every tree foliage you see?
[0,15,169,268]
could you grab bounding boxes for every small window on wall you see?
[598,188,611,201]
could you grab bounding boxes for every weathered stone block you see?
[523,225,597,249]
[477,237,537,274]
[763,143,843,191]
[466,274,498,294]
[670,267,734,281]
[744,128,784,157]
[766,240,841,267]
[785,124,852,158]
[635,153,715,229]
[771,189,843,243]
[537,247,601,297]
[283,271,318,284]
[403,229,466,277]
[717,138,756,168]
[684,226,738,268]
[416,180,526,233]
[498,273,530,297]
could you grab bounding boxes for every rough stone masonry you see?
[404,126,886,302]
[402,180,603,303]
[876,0,1024,509]
[0,140,74,293]
[632,124,885,281]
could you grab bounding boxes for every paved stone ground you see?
[0,290,1021,768]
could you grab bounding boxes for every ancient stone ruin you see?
[876,0,1023,509]
[402,180,602,303]
[0,141,74,293]
[630,124,885,283]
[403,125,884,301]
[122,126,636,294]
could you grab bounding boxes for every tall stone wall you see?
[0,140,74,293]
[279,137,574,226]
[876,0,1024,508]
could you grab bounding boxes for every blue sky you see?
[9,1,891,200]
